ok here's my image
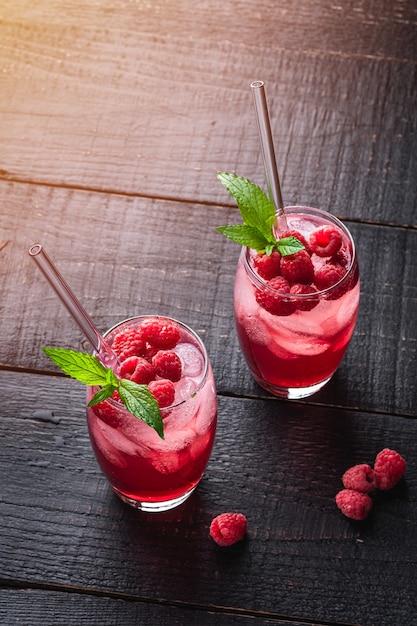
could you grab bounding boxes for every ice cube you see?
[161,401,194,431]
[150,428,196,474]
[90,420,129,468]
[194,387,217,436]
[175,342,204,378]
[270,328,330,357]
[335,286,360,329]
[289,337,331,356]
[189,429,211,461]
[241,313,272,347]
[234,271,259,320]
[122,413,158,448]
[173,375,199,405]
[96,419,140,457]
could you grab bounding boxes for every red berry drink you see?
[86,316,217,512]
[234,207,360,399]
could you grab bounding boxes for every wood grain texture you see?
[1,182,415,416]
[1,2,416,625]
[0,1,416,224]
[1,370,416,626]
[0,590,318,626]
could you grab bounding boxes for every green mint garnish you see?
[42,347,164,439]
[216,171,304,256]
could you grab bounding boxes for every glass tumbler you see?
[234,206,360,399]
[86,315,218,512]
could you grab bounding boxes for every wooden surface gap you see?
[0,578,359,626]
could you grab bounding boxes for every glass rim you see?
[92,314,210,412]
[243,206,357,299]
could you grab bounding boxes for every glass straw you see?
[250,80,288,232]
[29,244,119,370]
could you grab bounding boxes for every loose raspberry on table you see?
[152,350,182,382]
[314,262,347,296]
[309,225,342,257]
[280,249,314,285]
[209,512,248,547]
[255,276,296,316]
[374,448,406,490]
[119,356,156,385]
[148,379,176,409]
[279,229,311,255]
[252,250,281,280]
[342,463,379,493]
[335,489,373,520]
[112,328,146,360]
[290,283,319,311]
[140,319,181,349]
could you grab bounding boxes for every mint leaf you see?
[277,236,305,256]
[217,171,306,257]
[217,172,275,239]
[105,367,119,387]
[88,384,118,407]
[119,379,164,439]
[43,347,109,386]
[216,224,270,252]
[43,346,164,438]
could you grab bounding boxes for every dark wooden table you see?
[1,2,416,625]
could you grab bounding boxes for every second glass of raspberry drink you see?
[218,82,360,399]
[86,315,218,512]
[234,207,359,398]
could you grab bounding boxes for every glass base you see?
[253,374,332,399]
[112,485,197,512]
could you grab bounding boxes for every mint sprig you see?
[42,347,164,439]
[216,171,304,256]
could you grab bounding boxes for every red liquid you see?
[86,317,218,509]
[234,208,360,397]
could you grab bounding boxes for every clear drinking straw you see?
[29,244,119,370]
[250,80,288,232]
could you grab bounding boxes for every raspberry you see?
[142,344,159,362]
[140,319,181,349]
[314,262,347,298]
[112,390,121,402]
[209,512,247,547]
[309,225,342,257]
[148,379,175,408]
[335,489,373,520]
[331,245,350,268]
[279,230,311,255]
[119,356,156,384]
[280,250,314,285]
[112,328,146,360]
[93,398,121,423]
[252,250,281,280]
[152,350,182,382]
[255,276,296,316]
[290,283,319,311]
[342,463,379,493]
[374,448,406,490]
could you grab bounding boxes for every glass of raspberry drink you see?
[86,315,218,512]
[234,206,360,399]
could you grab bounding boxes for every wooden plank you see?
[0,591,321,626]
[2,0,417,60]
[1,370,416,626]
[0,2,416,225]
[1,182,416,416]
